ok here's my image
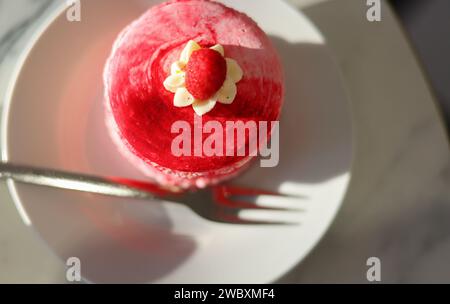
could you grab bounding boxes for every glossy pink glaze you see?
[104,0,284,188]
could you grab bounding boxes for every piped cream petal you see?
[192,99,217,116]
[180,40,201,64]
[163,73,186,93]
[210,44,225,56]
[174,88,196,107]
[216,79,237,104]
[171,61,185,75]
[226,58,243,83]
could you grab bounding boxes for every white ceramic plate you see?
[1,0,353,283]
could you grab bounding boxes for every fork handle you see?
[0,162,169,199]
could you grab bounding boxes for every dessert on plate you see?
[104,0,284,189]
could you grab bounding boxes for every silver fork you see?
[0,162,304,225]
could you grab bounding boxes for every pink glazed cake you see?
[104,0,284,189]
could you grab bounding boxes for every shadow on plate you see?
[235,36,352,193]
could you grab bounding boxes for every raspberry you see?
[185,49,227,100]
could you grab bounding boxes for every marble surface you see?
[0,0,449,283]
[391,0,450,130]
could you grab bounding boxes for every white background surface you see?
[0,0,449,283]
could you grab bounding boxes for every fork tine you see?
[213,185,306,211]
[169,185,304,225]
[218,184,306,198]
[215,212,302,226]
[237,209,304,225]
[213,187,276,211]
[251,195,308,210]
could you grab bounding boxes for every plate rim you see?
[1,1,68,225]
